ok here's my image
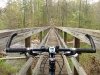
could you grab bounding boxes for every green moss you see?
[0,60,17,75]
[80,42,90,48]
[67,34,73,41]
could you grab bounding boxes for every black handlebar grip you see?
[6,48,27,53]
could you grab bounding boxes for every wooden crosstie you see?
[0,27,100,75]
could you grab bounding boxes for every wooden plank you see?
[25,37,31,48]
[32,29,50,75]
[64,32,67,44]
[55,29,73,75]
[56,31,87,75]
[71,57,87,75]
[18,57,34,75]
[39,31,43,42]
[0,28,31,39]
[55,30,73,75]
[0,27,50,50]
[38,29,50,48]
[58,27,100,38]
[0,56,26,60]
[63,55,73,75]
[25,37,32,75]
[17,30,50,75]
[70,27,100,38]
[0,27,49,41]
[0,51,6,56]
[74,37,80,49]
[32,55,44,75]
[73,37,80,75]
[56,27,100,49]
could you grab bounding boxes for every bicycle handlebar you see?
[6,33,96,56]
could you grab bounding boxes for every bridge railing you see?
[0,27,50,75]
[56,27,100,49]
[0,27,50,52]
[55,27,100,75]
[0,27,100,75]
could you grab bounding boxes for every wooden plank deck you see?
[36,28,68,75]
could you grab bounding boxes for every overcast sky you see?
[89,0,99,4]
[0,0,99,8]
[0,0,8,8]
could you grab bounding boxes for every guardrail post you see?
[44,29,48,38]
[25,37,32,75]
[64,32,67,44]
[59,30,63,38]
[58,29,62,36]
[39,31,43,42]
[57,29,60,34]
[61,30,64,38]
[73,37,80,75]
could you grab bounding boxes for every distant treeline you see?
[0,0,100,29]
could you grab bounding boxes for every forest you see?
[0,0,100,29]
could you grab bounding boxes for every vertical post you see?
[73,37,80,75]
[62,30,64,38]
[25,37,32,75]
[44,29,47,37]
[58,29,62,37]
[0,53,3,58]
[56,29,58,33]
[59,30,61,36]
[58,29,61,36]
[58,29,60,34]
[60,30,63,38]
[62,31,64,39]
[64,32,67,44]
[40,31,43,42]
[25,37,31,47]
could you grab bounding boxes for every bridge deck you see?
[45,28,59,47]
[36,29,68,75]
[1,27,99,75]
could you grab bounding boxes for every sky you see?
[89,0,99,4]
[0,0,8,8]
[0,0,99,8]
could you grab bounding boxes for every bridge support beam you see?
[25,37,32,75]
[39,31,43,42]
[57,29,62,37]
[64,32,67,44]
[73,37,80,75]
